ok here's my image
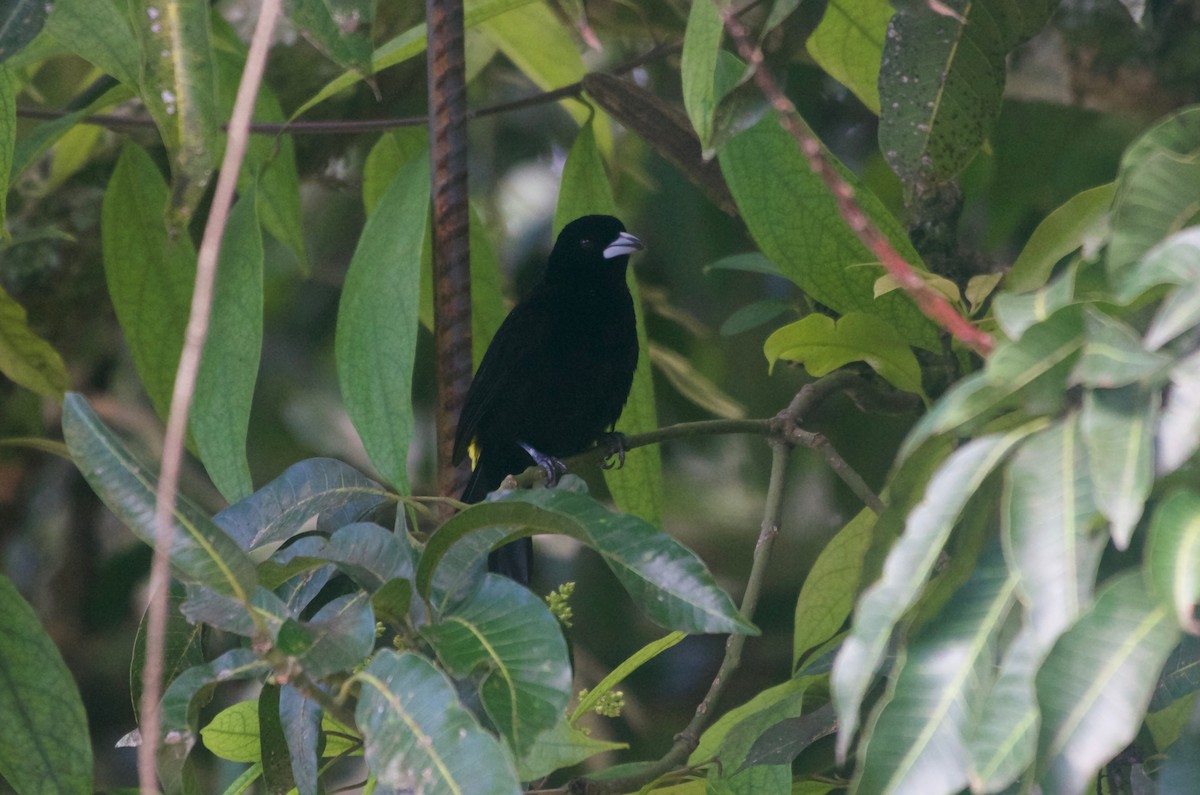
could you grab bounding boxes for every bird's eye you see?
[579,238,595,249]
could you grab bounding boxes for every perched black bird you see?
[453,215,644,584]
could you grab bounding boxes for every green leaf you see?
[270,522,414,593]
[832,422,1042,760]
[1145,278,1200,352]
[1035,573,1181,795]
[481,2,604,145]
[878,0,1058,189]
[61,393,258,601]
[192,191,262,502]
[852,547,1017,795]
[650,343,746,419]
[680,0,724,151]
[278,685,322,795]
[1113,226,1200,305]
[101,143,195,419]
[1158,350,1200,474]
[0,0,49,62]
[159,650,271,795]
[418,484,755,636]
[965,626,1039,793]
[422,575,571,758]
[212,37,308,271]
[1081,385,1158,550]
[1001,416,1104,651]
[0,65,14,231]
[0,281,69,398]
[993,264,1077,341]
[1161,699,1200,795]
[704,251,783,277]
[720,298,793,337]
[355,649,521,795]
[0,576,93,795]
[1070,307,1171,389]
[43,0,140,86]
[793,507,875,669]
[691,678,812,769]
[214,458,391,552]
[1007,183,1114,293]
[335,155,430,492]
[515,715,626,781]
[1150,635,1200,712]
[291,0,540,119]
[1108,105,1200,276]
[179,584,289,638]
[570,631,685,723]
[805,0,891,115]
[718,116,939,350]
[763,312,924,396]
[276,593,375,679]
[288,0,373,74]
[132,0,219,227]
[1145,490,1200,634]
[202,700,261,763]
[131,586,204,721]
[258,684,295,795]
[10,84,133,181]
[554,118,663,526]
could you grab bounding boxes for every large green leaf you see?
[718,116,939,350]
[1146,490,1200,634]
[515,715,626,781]
[355,650,521,795]
[853,548,1017,795]
[335,155,430,492]
[418,483,754,636]
[62,393,258,601]
[214,458,391,552]
[0,576,93,795]
[793,507,875,669]
[805,0,891,115]
[422,575,571,758]
[192,191,262,502]
[764,312,924,396]
[878,0,1058,189]
[132,0,219,227]
[554,119,663,526]
[832,423,1041,759]
[101,143,194,419]
[1080,385,1157,550]
[0,281,68,399]
[1070,307,1171,389]
[1001,416,1103,650]
[1108,105,1200,276]
[1035,573,1181,795]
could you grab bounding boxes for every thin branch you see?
[718,7,995,358]
[580,441,793,794]
[138,1,282,793]
[14,40,682,136]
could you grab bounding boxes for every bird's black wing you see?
[452,288,550,465]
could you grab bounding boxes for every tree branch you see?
[139,1,282,792]
[718,7,995,358]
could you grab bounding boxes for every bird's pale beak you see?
[603,232,645,259]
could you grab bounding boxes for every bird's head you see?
[547,214,644,283]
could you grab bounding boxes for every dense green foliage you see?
[2,1,1200,794]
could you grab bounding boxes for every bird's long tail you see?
[462,450,533,586]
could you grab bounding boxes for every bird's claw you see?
[598,432,628,471]
[520,442,568,487]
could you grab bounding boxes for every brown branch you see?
[138,0,282,792]
[427,0,473,502]
[718,8,995,358]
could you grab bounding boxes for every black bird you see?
[453,215,644,584]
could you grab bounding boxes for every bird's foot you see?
[597,432,628,470]
[520,442,568,487]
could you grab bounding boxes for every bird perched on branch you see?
[453,215,644,584]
